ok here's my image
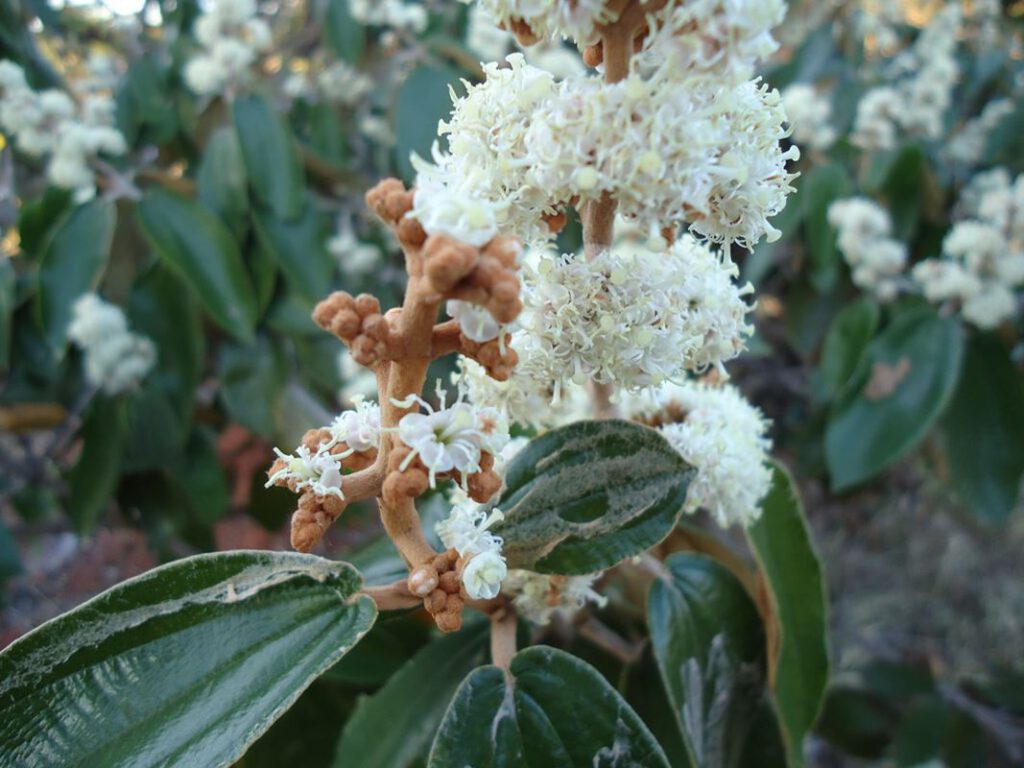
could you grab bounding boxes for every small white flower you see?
[447,300,502,343]
[436,500,505,556]
[503,570,607,625]
[398,403,484,485]
[462,550,508,600]
[266,444,345,499]
[329,396,381,452]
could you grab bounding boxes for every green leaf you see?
[647,554,766,768]
[802,162,852,292]
[335,621,490,768]
[128,263,205,423]
[325,0,365,64]
[393,66,460,184]
[67,395,125,534]
[15,186,72,258]
[136,188,257,343]
[816,297,880,401]
[36,199,116,353]
[218,336,288,438]
[0,517,21,581]
[493,420,694,575]
[306,102,349,167]
[252,197,333,302]
[197,126,249,237]
[825,307,964,491]
[233,94,305,220]
[746,465,829,767]
[174,426,230,526]
[862,145,926,240]
[0,551,376,768]
[0,257,14,369]
[120,387,186,474]
[429,645,671,768]
[941,334,1024,525]
[324,615,431,687]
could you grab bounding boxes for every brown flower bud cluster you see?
[459,334,518,382]
[423,233,523,325]
[382,444,502,509]
[312,292,391,367]
[408,550,465,633]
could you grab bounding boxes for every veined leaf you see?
[0,551,376,768]
[493,420,694,575]
[233,94,305,220]
[429,645,671,768]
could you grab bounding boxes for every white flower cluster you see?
[467,0,617,45]
[184,0,272,96]
[436,501,507,599]
[514,233,754,389]
[315,61,373,107]
[396,388,510,487]
[633,381,773,528]
[414,0,796,250]
[350,0,428,33]
[0,62,125,202]
[852,5,961,150]
[827,197,907,301]
[781,83,836,151]
[503,570,607,625]
[326,219,381,277]
[912,168,1024,329]
[266,399,382,498]
[67,294,156,395]
[946,99,1015,166]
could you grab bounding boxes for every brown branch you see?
[363,580,423,611]
[490,606,518,674]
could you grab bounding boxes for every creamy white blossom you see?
[184,0,272,96]
[650,381,773,528]
[503,569,607,625]
[828,197,907,301]
[327,220,381,277]
[329,396,381,452]
[462,550,508,599]
[350,0,427,33]
[67,295,156,395]
[515,233,755,389]
[436,500,508,599]
[317,61,373,106]
[782,83,836,150]
[447,300,502,343]
[266,444,345,499]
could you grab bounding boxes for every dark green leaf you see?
[0,257,14,369]
[625,649,694,768]
[0,551,376,768]
[67,395,125,534]
[197,126,249,237]
[494,420,694,575]
[814,687,898,759]
[746,465,829,766]
[942,333,1024,524]
[36,200,116,353]
[218,336,288,438]
[825,307,964,491]
[802,163,852,292]
[136,188,257,343]
[15,186,72,258]
[233,94,305,220]
[429,645,671,768]
[816,297,880,401]
[120,387,186,474]
[174,426,230,526]
[648,554,765,768]
[306,103,348,167]
[325,0,366,64]
[127,263,205,423]
[252,197,333,302]
[0,517,21,581]
[393,66,460,183]
[737,700,788,768]
[324,615,431,687]
[335,621,489,768]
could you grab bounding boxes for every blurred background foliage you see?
[1,0,1023,765]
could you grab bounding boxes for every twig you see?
[490,606,518,674]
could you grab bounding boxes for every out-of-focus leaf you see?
[15,186,71,258]
[174,426,230,526]
[120,387,186,474]
[0,517,21,581]
[862,144,926,240]
[325,0,365,64]
[0,552,376,768]
[493,420,694,575]
[116,55,179,147]
[233,94,305,220]
[67,395,125,534]
[334,622,490,768]
[803,162,852,292]
[746,465,829,766]
[218,336,288,439]
[0,258,14,369]
[393,66,460,183]
[136,189,257,343]
[886,697,949,767]
[814,687,900,759]
[737,700,788,768]
[625,649,694,768]
[36,199,116,353]
[941,333,1024,525]
[252,197,333,302]
[128,263,204,423]
[429,645,671,768]
[324,615,431,688]
[648,554,765,768]
[197,126,249,237]
[825,307,963,491]
[816,297,880,401]
[306,103,348,168]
